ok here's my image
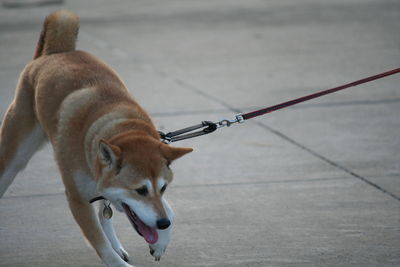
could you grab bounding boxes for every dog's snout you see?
[156,218,171,229]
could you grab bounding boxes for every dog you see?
[0,10,192,266]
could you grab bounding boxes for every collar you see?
[89,196,106,203]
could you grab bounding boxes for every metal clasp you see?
[159,121,218,143]
[159,114,244,143]
[216,114,244,128]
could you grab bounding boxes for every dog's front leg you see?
[149,198,174,261]
[149,226,173,261]
[67,192,133,267]
[98,200,130,262]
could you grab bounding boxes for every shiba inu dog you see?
[0,10,192,266]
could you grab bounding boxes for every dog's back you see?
[30,11,147,140]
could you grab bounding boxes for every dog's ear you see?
[160,143,193,162]
[99,139,121,170]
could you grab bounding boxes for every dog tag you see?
[103,201,113,219]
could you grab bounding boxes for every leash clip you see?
[159,114,244,143]
[217,114,244,128]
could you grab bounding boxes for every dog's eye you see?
[160,184,167,194]
[135,186,148,196]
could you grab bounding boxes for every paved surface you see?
[0,0,399,266]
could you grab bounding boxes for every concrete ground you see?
[0,0,399,266]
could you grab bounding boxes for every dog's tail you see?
[33,10,79,59]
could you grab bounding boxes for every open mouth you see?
[122,203,158,244]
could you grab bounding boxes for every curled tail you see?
[34,10,79,59]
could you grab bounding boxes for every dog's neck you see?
[84,109,158,178]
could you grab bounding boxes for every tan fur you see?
[0,10,192,266]
[34,10,79,59]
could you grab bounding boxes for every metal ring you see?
[220,119,231,127]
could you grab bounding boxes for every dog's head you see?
[94,134,192,244]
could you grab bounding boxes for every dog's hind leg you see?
[98,200,130,262]
[0,74,46,198]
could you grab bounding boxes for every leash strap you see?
[160,68,400,143]
[241,67,400,120]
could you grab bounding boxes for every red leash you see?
[160,68,400,143]
[242,67,400,120]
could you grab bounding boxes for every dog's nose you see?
[156,218,171,229]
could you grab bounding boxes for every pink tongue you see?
[122,203,158,244]
[134,217,159,244]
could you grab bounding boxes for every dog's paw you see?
[149,245,165,261]
[148,225,172,261]
[115,246,130,262]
